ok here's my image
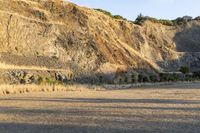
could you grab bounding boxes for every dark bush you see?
[173,16,192,25]
[99,76,103,83]
[114,15,127,20]
[158,19,174,26]
[149,75,159,82]
[171,73,180,81]
[159,73,167,82]
[159,73,174,82]
[134,14,195,26]
[124,76,128,83]
[138,74,150,82]
[179,66,190,74]
[138,74,144,82]
[134,13,145,25]
[159,72,185,82]
[134,14,175,26]
[131,74,138,83]
[185,73,194,81]
[173,17,185,25]
[94,11,197,27]
[193,71,200,79]
[95,9,127,20]
[95,9,113,17]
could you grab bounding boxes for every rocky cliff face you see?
[0,0,200,84]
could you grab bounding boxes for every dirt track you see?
[0,83,200,133]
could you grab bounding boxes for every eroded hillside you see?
[0,0,200,84]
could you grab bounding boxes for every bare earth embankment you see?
[0,83,200,133]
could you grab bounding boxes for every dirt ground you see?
[0,83,200,133]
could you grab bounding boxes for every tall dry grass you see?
[0,84,104,96]
[0,62,70,72]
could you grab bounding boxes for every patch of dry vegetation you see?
[0,62,69,72]
[0,84,104,95]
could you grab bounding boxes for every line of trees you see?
[95,8,200,26]
[134,13,198,26]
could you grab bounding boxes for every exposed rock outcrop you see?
[0,0,200,84]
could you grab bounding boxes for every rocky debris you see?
[55,72,69,83]
[7,70,39,84]
[4,70,75,85]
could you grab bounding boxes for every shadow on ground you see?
[0,97,200,104]
[0,96,200,133]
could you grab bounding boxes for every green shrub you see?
[138,74,144,82]
[134,14,175,26]
[160,73,168,81]
[134,14,146,25]
[114,15,127,20]
[149,75,159,82]
[179,66,190,74]
[159,73,176,82]
[46,78,58,85]
[131,73,138,83]
[193,71,200,79]
[95,9,127,20]
[159,72,185,82]
[37,76,44,85]
[173,17,185,25]
[158,19,174,26]
[170,74,180,81]
[173,16,192,25]
[134,14,195,26]
[94,11,196,26]
[99,76,103,83]
[124,76,128,83]
[185,74,194,81]
[138,74,150,82]
[37,76,62,85]
[95,9,113,17]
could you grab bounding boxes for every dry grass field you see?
[0,84,103,95]
[0,83,200,133]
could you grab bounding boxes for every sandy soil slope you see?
[0,83,200,133]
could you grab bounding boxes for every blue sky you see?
[67,0,200,20]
